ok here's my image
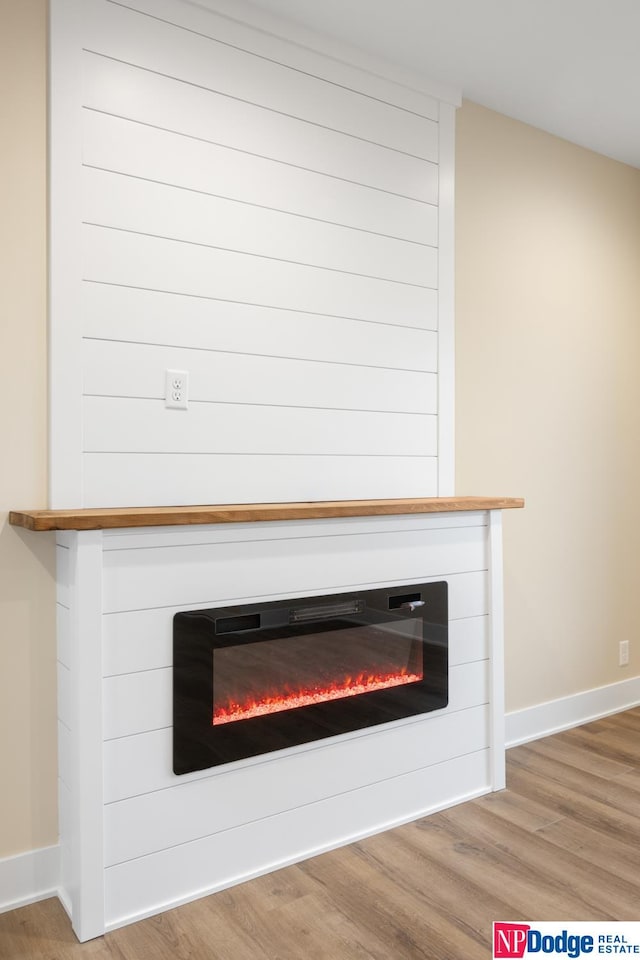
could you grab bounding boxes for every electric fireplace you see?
[173,581,448,774]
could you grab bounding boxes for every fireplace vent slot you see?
[289,599,364,624]
[388,592,423,610]
[215,614,261,634]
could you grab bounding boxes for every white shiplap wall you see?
[49,0,458,508]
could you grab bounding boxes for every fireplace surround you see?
[10,497,522,941]
[173,581,448,772]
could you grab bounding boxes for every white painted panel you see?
[82,340,437,415]
[488,510,506,789]
[448,659,489,711]
[104,669,171,741]
[82,453,438,508]
[60,531,106,943]
[85,2,439,161]
[448,571,488,621]
[101,512,487,551]
[82,111,437,245]
[83,227,437,328]
[104,749,490,927]
[57,662,71,731]
[58,719,71,790]
[103,608,176,678]
[57,603,71,668]
[49,0,85,509]
[104,706,489,865]
[81,283,439,363]
[58,779,72,912]
[104,702,490,802]
[56,544,71,609]
[448,615,489,667]
[103,564,487,678]
[103,659,487,741]
[83,397,437,457]
[82,167,437,289]
[436,101,456,495]
[103,525,486,613]
[82,55,438,202]
[109,0,443,119]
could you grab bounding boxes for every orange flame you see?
[213,668,423,725]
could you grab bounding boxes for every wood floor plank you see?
[347,824,521,946]
[510,743,640,813]
[474,786,566,832]
[436,801,640,920]
[559,722,640,767]
[525,730,635,779]
[534,815,640,890]
[2,707,640,958]
[297,839,487,960]
[506,763,640,850]
[406,812,616,921]
[596,706,640,730]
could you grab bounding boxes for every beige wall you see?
[456,100,640,713]
[3,9,640,861]
[0,0,57,859]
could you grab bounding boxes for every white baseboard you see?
[506,675,640,748]
[0,845,60,915]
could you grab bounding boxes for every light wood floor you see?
[2,708,640,959]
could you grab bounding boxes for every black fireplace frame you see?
[173,581,448,774]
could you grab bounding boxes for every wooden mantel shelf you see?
[9,496,523,532]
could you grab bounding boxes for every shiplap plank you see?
[103,669,170,740]
[108,0,442,119]
[102,525,486,613]
[104,750,490,927]
[82,111,437,245]
[101,512,488,549]
[447,571,488,621]
[83,397,437,457]
[82,227,438,328]
[103,659,488,742]
[103,701,489,803]
[81,453,438,508]
[82,55,438,202]
[448,615,489,667]
[86,1,438,161]
[82,167,437,288]
[81,283,439,363]
[82,340,437,414]
[104,706,489,865]
[79,222,437,321]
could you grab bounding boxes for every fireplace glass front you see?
[173,581,447,774]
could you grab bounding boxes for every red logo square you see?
[493,923,531,958]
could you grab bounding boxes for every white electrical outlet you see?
[619,640,630,667]
[165,369,189,410]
